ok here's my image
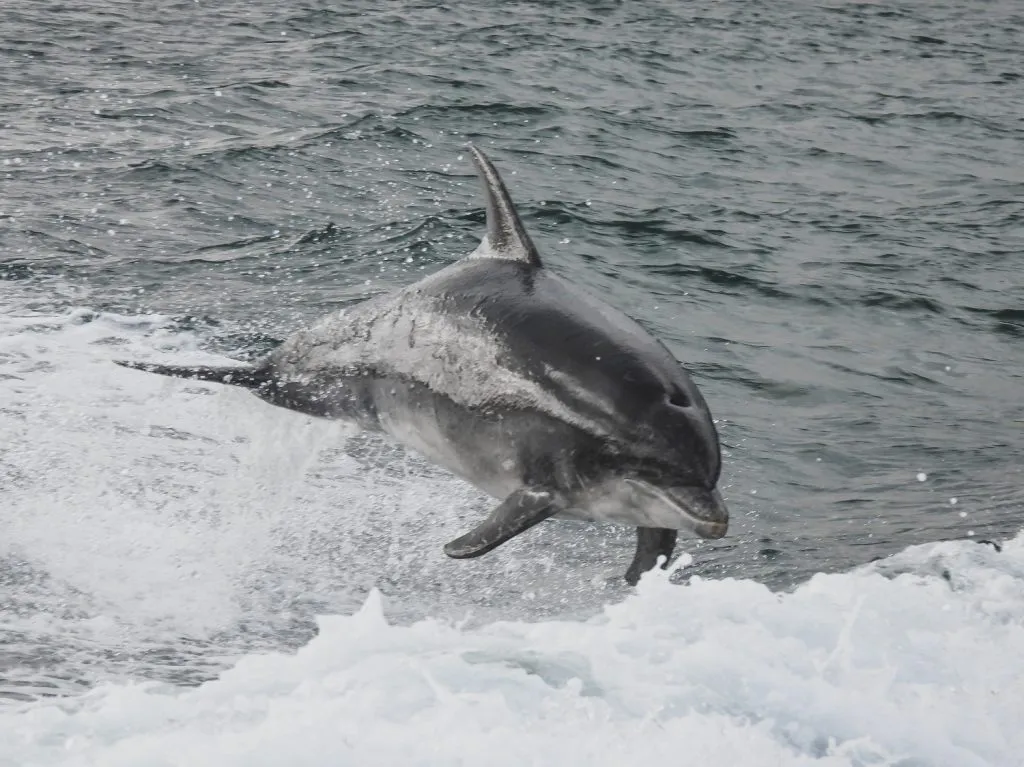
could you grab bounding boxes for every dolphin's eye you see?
[667,391,690,409]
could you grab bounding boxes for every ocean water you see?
[1,0,1022,764]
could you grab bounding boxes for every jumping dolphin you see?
[117,146,728,584]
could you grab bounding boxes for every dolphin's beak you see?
[663,486,729,539]
[625,480,729,538]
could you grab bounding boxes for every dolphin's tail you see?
[114,360,267,389]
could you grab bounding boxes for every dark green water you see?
[1,0,1022,699]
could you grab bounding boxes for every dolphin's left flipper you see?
[624,527,678,585]
[444,488,559,559]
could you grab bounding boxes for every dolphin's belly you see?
[367,376,525,501]
[253,363,522,496]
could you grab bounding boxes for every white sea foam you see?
[1,535,1022,767]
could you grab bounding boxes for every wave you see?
[2,534,1021,765]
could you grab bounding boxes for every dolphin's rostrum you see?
[118,146,728,584]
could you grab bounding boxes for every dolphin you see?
[117,146,728,584]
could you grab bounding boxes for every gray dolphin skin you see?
[117,146,728,584]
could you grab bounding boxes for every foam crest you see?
[3,534,1022,766]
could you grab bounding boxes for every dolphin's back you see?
[268,258,691,427]
[429,258,707,415]
[420,258,718,464]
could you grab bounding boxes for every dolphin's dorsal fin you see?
[468,144,542,268]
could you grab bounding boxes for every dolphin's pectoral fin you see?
[624,527,678,585]
[444,488,559,559]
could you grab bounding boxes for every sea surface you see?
[1,1,1022,764]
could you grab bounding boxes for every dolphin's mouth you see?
[624,480,729,538]
[664,485,729,538]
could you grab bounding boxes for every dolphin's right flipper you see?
[624,527,678,585]
[444,488,559,559]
